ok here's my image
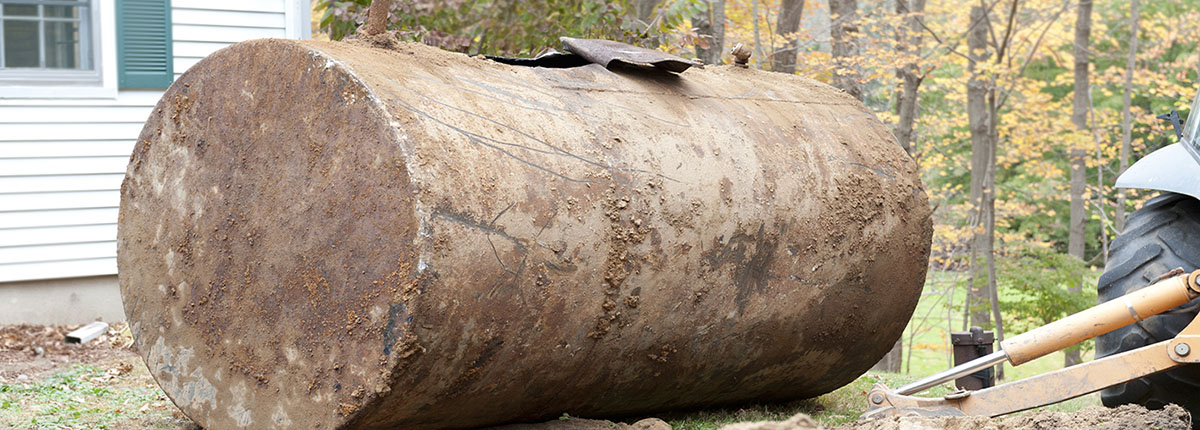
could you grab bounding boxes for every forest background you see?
[312,0,1197,377]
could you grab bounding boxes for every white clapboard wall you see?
[0,0,308,283]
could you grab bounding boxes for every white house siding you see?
[0,94,153,283]
[172,0,291,80]
[0,0,308,322]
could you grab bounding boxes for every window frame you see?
[0,0,115,99]
[1,0,99,82]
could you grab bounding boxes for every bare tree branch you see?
[996,0,1072,110]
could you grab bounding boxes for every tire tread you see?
[1097,193,1200,426]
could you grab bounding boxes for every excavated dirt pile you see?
[118,38,932,429]
[721,405,1192,430]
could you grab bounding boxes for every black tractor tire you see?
[1097,192,1200,422]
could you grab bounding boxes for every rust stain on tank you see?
[118,39,932,430]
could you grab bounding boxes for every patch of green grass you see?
[0,363,188,430]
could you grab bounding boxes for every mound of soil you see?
[722,404,1192,430]
[984,404,1191,430]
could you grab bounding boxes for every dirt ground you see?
[0,324,1192,430]
[0,323,199,430]
[0,324,128,383]
[721,404,1192,430]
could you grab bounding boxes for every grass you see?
[0,362,192,430]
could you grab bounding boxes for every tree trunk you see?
[873,0,925,372]
[1065,0,1092,368]
[985,32,1005,383]
[966,5,991,331]
[871,337,903,373]
[772,0,805,73]
[752,0,762,60]
[635,0,660,25]
[365,0,391,35]
[693,0,726,65]
[987,88,1007,380]
[893,0,925,155]
[1117,0,1139,233]
[829,0,861,100]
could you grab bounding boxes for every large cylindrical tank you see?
[118,39,932,430]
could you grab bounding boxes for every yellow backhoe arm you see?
[863,270,1200,419]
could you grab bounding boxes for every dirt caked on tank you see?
[117,38,933,429]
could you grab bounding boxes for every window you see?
[0,0,99,86]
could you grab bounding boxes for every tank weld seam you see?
[430,208,527,251]
[389,81,578,159]
[308,45,438,322]
[465,70,694,128]
[383,90,603,184]
[385,80,682,183]
[547,85,859,105]
[432,73,572,115]
[305,48,409,163]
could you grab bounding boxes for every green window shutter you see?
[117,0,173,89]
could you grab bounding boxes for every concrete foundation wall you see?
[0,275,124,324]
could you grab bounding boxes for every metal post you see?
[896,350,1009,395]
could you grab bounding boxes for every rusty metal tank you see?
[117,38,933,429]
